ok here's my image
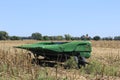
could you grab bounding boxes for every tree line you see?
[0,31,120,41]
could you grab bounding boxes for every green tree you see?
[31,32,42,40]
[64,34,71,40]
[93,36,101,41]
[10,36,21,40]
[0,31,9,40]
[81,35,86,40]
[114,36,120,40]
[81,34,91,40]
[102,37,113,40]
[56,35,63,40]
[43,36,50,40]
[49,36,55,40]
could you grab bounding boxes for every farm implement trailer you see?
[15,41,92,68]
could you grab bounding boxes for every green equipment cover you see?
[16,41,92,58]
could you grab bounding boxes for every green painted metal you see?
[16,41,92,58]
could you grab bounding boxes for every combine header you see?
[15,41,92,68]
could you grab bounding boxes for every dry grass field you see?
[0,40,120,80]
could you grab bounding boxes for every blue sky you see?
[0,0,120,37]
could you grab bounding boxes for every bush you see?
[64,57,78,69]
